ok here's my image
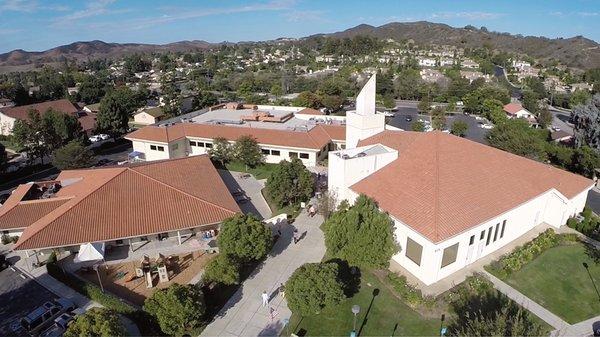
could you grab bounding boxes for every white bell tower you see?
[345,74,385,149]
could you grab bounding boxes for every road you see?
[548,106,574,135]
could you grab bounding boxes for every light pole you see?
[93,263,104,293]
[351,304,360,337]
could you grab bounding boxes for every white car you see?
[88,135,101,143]
[480,123,494,129]
[97,134,110,140]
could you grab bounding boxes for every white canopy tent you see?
[74,242,105,263]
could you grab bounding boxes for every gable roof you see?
[503,103,528,115]
[297,108,324,116]
[126,123,345,150]
[138,107,164,118]
[10,155,240,250]
[0,99,79,120]
[354,131,593,243]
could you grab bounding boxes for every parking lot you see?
[386,106,490,144]
[0,267,56,337]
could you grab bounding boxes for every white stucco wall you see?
[392,186,593,285]
[133,112,158,125]
[0,112,16,136]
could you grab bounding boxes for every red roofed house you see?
[1,155,240,264]
[0,99,96,136]
[503,102,534,119]
[328,75,594,288]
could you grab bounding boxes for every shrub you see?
[203,254,240,285]
[1,234,10,245]
[286,262,345,316]
[493,229,560,277]
[265,158,314,207]
[143,283,206,336]
[386,273,423,308]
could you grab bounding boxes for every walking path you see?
[481,270,569,330]
[200,210,326,337]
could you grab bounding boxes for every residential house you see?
[417,57,436,67]
[329,75,594,286]
[420,69,445,83]
[133,107,165,125]
[0,99,96,136]
[503,103,534,119]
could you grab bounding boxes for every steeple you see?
[345,74,386,148]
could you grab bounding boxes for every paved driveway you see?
[586,188,600,215]
[218,170,272,220]
[0,266,56,336]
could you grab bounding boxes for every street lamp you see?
[583,262,600,302]
[351,305,360,337]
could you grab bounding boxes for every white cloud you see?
[0,0,37,12]
[430,11,503,20]
[0,28,21,35]
[577,12,599,17]
[90,0,296,31]
[283,10,327,22]
[57,0,117,21]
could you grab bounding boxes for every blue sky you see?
[0,0,599,53]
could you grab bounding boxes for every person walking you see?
[293,229,299,244]
[261,290,269,307]
[279,283,285,299]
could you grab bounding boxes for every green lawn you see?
[495,243,600,324]
[286,271,439,336]
[224,161,278,180]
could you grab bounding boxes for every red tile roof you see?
[11,155,240,250]
[297,108,325,115]
[503,103,525,115]
[126,123,345,150]
[0,99,95,132]
[354,131,594,243]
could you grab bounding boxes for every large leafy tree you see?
[12,110,54,164]
[571,94,600,153]
[451,120,468,137]
[322,195,398,269]
[64,308,126,337]
[143,284,206,336]
[203,254,240,285]
[96,87,138,136]
[265,158,314,207]
[571,145,600,178]
[233,135,263,168]
[52,141,96,170]
[218,214,272,261]
[286,262,345,316]
[208,137,232,166]
[486,119,548,161]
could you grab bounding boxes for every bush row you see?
[386,272,435,308]
[490,229,578,278]
[1,234,19,245]
[46,263,136,314]
[567,207,600,241]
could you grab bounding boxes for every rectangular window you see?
[405,237,423,266]
[150,145,156,150]
[261,149,271,155]
[197,142,205,147]
[150,145,164,152]
[441,243,459,268]
[289,152,298,158]
[480,230,485,240]
[500,220,507,238]
[299,153,309,159]
[205,143,212,148]
[486,227,493,246]
[271,150,280,156]
[493,223,500,242]
[189,141,197,147]
[469,235,475,245]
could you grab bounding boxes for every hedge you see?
[46,263,136,314]
[488,229,579,278]
[386,272,435,308]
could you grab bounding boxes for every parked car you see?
[97,134,110,140]
[94,159,115,167]
[40,312,76,337]
[480,123,494,129]
[89,134,110,143]
[16,299,75,336]
[405,116,413,122]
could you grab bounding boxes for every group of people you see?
[261,283,286,321]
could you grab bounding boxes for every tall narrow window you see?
[493,223,500,242]
[469,235,475,245]
[480,230,485,240]
[500,220,507,238]
[486,227,493,246]
[406,237,423,266]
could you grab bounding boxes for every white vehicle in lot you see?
[88,134,110,143]
[380,111,395,117]
[480,123,494,129]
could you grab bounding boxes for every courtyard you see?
[488,242,600,324]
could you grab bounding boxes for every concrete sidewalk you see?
[482,270,569,331]
[200,210,325,337]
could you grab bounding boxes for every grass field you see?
[225,161,278,180]
[494,243,600,324]
[286,271,439,336]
